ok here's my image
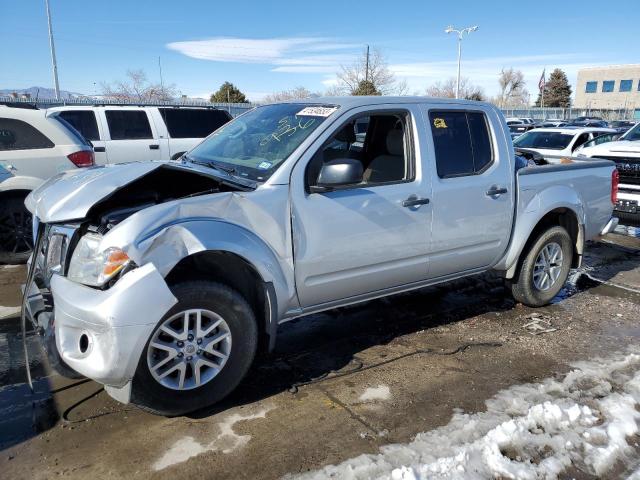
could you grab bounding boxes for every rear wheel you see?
[0,196,33,264]
[509,226,573,307]
[131,281,258,416]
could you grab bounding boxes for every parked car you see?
[47,105,232,165]
[23,97,618,415]
[513,127,616,160]
[577,122,640,225]
[0,105,94,263]
[573,132,625,154]
[537,120,568,128]
[509,123,536,140]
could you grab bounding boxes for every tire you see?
[509,226,573,307]
[130,281,258,416]
[0,196,33,264]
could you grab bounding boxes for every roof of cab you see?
[272,96,495,109]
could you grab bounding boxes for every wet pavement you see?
[0,232,639,479]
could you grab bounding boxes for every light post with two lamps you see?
[444,25,479,99]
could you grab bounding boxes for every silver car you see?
[23,97,618,415]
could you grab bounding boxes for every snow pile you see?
[292,350,640,480]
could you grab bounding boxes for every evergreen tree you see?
[210,82,248,103]
[352,80,380,96]
[535,69,572,108]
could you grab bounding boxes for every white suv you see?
[0,105,95,263]
[47,105,232,165]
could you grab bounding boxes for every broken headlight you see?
[67,233,130,287]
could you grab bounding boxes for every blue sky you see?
[1,0,638,101]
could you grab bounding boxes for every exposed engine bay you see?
[85,165,243,234]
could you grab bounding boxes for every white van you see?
[47,106,232,165]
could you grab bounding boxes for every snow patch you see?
[153,405,273,471]
[290,350,640,480]
[0,305,20,319]
[360,385,392,402]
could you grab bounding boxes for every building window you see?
[585,81,597,93]
[602,81,615,93]
[620,80,633,92]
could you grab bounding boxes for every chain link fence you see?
[1,95,636,120]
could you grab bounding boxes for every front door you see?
[424,107,514,278]
[291,105,432,308]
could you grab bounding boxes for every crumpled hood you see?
[26,161,171,223]
[582,140,640,156]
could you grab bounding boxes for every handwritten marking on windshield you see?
[260,117,316,146]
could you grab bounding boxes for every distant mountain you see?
[0,86,85,100]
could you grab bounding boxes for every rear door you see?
[158,108,231,159]
[55,109,108,165]
[101,108,162,164]
[424,106,514,278]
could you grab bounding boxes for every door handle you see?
[93,146,105,152]
[486,186,508,196]
[402,195,430,208]
[149,144,160,150]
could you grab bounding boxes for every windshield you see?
[513,131,574,150]
[623,123,640,141]
[186,103,337,181]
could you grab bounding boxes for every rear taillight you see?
[67,150,95,168]
[611,168,619,204]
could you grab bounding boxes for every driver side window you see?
[307,112,412,189]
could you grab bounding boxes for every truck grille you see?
[595,156,640,185]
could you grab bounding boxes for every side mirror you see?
[311,158,363,192]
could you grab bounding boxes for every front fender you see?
[125,219,295,318]
[496,184,585,275]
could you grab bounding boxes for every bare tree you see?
[263,86,318,103]
[426,77,485,101]
[336,48,398,95]
[101,69,178,102]
[496,68,529,108]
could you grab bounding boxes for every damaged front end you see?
[21,161,256,396]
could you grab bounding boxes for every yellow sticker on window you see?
[433,118,448,129]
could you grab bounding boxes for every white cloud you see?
[167,36,358,74]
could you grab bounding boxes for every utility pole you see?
[365,45,370,83]
[158,56,164,91]
[445,25,478,99]
[44,0,61,100]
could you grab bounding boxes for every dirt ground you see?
[1,232,639,479]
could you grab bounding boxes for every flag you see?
[538,70,546,92]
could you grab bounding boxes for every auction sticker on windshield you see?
[296,106,338,117]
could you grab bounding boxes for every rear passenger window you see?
[57,110,99,141]
[0,118,54,151]
[105,110,153,140]
[429,111,494,178]
[159,108,231,138]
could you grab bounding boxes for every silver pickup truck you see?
[23,97,618,415]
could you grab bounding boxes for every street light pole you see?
[44,0,60,100]
[445,25,478,99]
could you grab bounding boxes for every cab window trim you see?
[305,108,417,193]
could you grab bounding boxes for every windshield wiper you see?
[182,155,257,190]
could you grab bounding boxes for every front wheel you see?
[509,226,573,307]
[0,196,33,264]
[131,281,258,416]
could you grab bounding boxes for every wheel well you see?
[519,208,582,273]
[164,251,272,353]
[0,189,31,203]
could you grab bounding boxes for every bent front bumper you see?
[49,263,177,387]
